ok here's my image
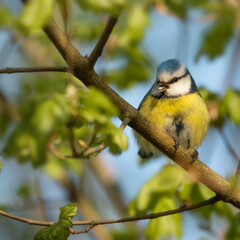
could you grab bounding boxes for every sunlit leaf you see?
[0,4,13,27]
[220,89,240,124]
[128,165,184,216]
[76,0,126,14]
[59,203,78,226]
[145,196,182,240]
[196,4,237,60]
[118,5,149,47]
[17,0,54,34]
[34,203,77,240]
[3,94,71,167]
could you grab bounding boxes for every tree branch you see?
[41,18,240,208]
[0,66,68,74]
[0,196,219,229]
[88,16,118,68]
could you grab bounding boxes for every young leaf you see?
[224,89,240,124]
[196,4,237,60]
[128,165,184,216]
[3,94,71,167]
[0,4,13,27]
[76,0,126,14]
[34,222,70,240]
[17,0,54,34]
[145,196,182,240]
[59,203,78,226]
[34,203,78,240]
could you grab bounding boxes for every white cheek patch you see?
[166,76,191,96]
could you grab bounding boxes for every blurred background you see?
[0,0,240,239]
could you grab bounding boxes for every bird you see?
[134,59,210,159]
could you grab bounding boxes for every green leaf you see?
[0,4,13,27]
[17,0,54,34]
[128,165,184,216]
[81,87,119,124]
[226,213,240,240]
[0,160,2,172]
[164,0,187,19]
[103,126,128,154]
[76,0,126,14]
[59,203,78,226]
[34,203,77,240]
[118,5,149,47]
[145,196,182,240]
[34,222,70,240]
[220,89,240,124]
[196,4,237,60]
[3,94,71,167]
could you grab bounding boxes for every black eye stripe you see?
[156,71,189,85]
[169,71,189,84]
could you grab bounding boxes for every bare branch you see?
[0,209,54,226]
[88,16,118,68]
[0,196,219,229]
[0,66,68,74]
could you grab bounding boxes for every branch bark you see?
[41,19,240,208]
[0,66,68,74]
[88,16,118,68]
[0,196,219,228]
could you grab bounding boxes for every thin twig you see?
[0,66,68,74]
[82,144,106,157]
[220,129,240,181]
[88,16,118,68]
[0,196,219,229]
[120,117,130,131]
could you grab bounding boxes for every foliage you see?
[129,164,234,239]
[17,0,55,34]
[34,203,77,240]
[199,88,240,127]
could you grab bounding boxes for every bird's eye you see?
[171,77,178,83]
[157,80,160,84]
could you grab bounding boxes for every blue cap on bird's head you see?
[150,59,198,99]
[157,59,181,75]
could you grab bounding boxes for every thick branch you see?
[0,196,219,228]
[88,16,118,68]
[0,66,68,74]
[42,19,240,208]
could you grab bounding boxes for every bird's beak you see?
[158,83,169,92]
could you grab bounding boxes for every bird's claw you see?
[190,149,199,163]
[173,139,179,153]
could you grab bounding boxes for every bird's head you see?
[150,59,198,99]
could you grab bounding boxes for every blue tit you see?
[134,59,210,159]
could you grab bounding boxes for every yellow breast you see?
[139,93,210,148]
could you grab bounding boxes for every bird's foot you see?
[173,139,179,153]
[190,149,199,163]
